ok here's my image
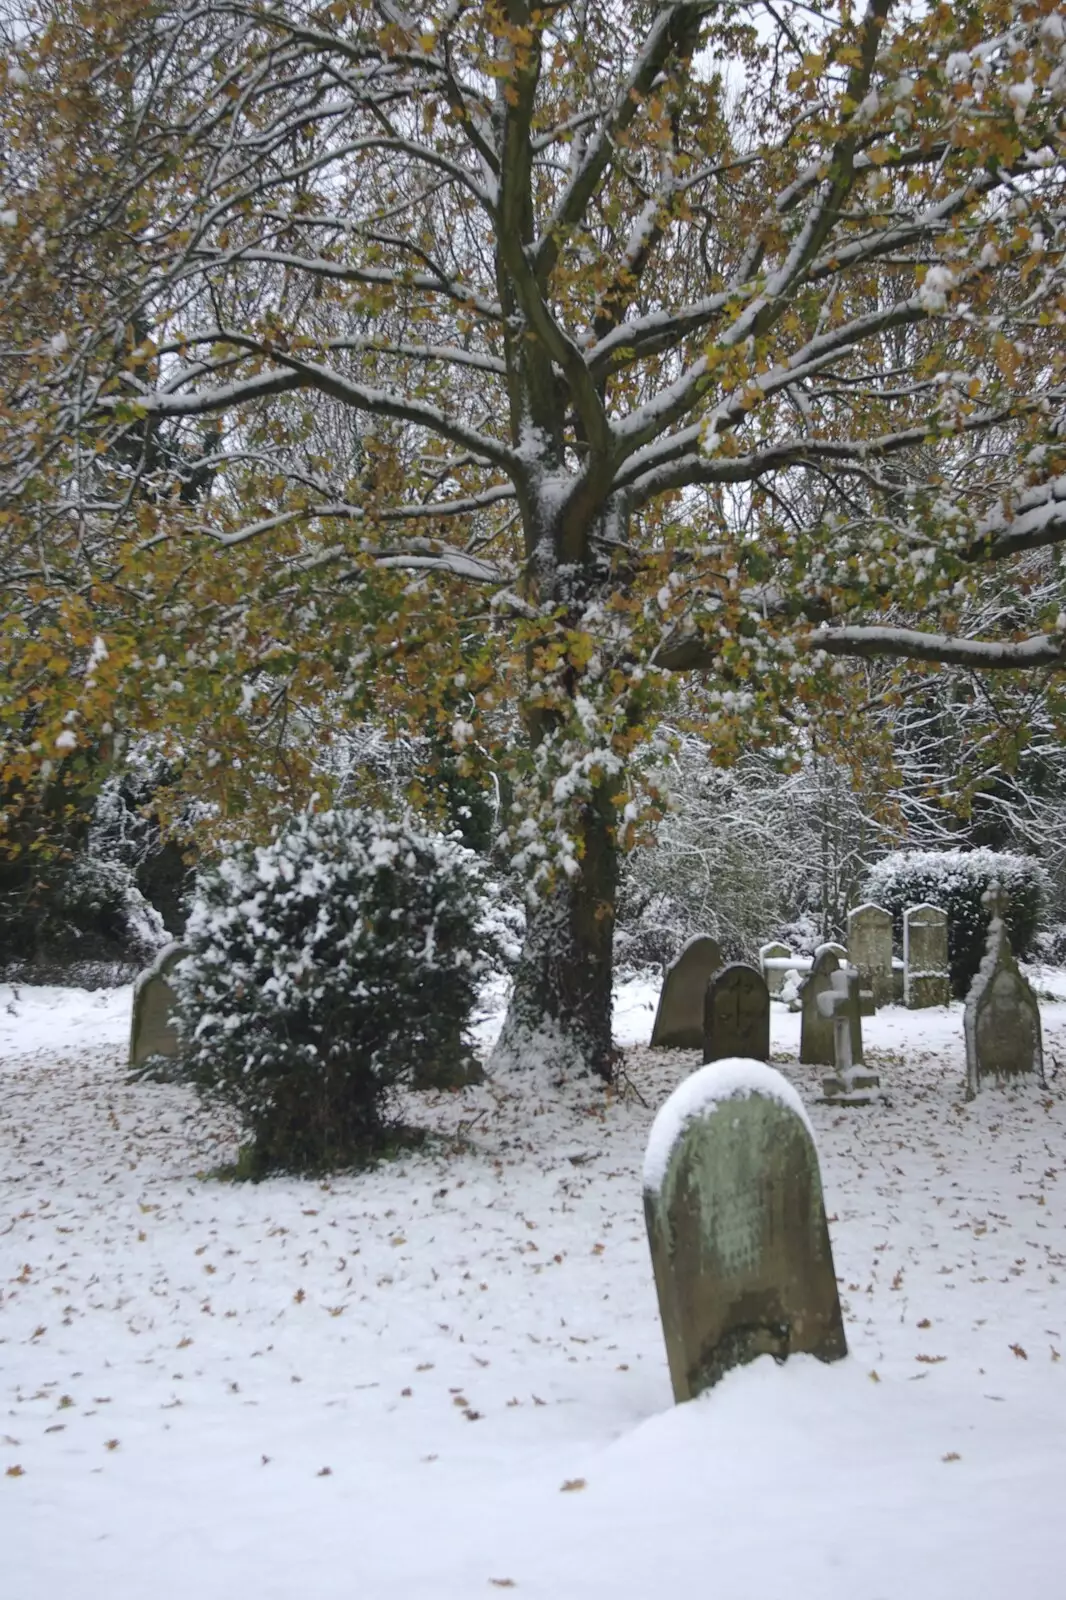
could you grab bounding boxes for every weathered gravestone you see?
[904,903,950,1008]
[817,970,881,1103]
[758,942,793,998]
[799,947,863,1067]
[129,942,188,1074]
[964,885,1044,1100]
[651,934,723,1049]
[847,903,894,1010]
[703,963,770,1065]
[643,1058,848,1402]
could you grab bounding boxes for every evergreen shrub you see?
[863,849,1048,998]
[174,808,494,1176]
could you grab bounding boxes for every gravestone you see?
[650,934,723,1049]
[799,947,862,1066]
[129,942,187,1072]
[904,903,950,1008]
[643,1059,848,1402]
[847,903,894,1010]
[817,970,881,1103]
[964,885,1043,1100]
[703,963,770,1065]
[758,942,792,998]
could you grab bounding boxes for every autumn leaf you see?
[560,1478,586,1493]
[1009,1343,1028,1360]
[6,1465,25,1477]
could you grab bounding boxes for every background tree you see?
[2,0,1065,1076]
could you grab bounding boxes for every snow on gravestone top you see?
[650,934,723,1050]
[643,1060,846,1403]
[963,885,1043,1100]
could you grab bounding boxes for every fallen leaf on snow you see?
[560,1478,586,1493]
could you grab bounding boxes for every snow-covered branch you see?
[807,625,1066,671]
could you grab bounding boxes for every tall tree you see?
[2,0,1065,1076]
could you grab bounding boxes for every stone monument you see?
[758,941,793,998]
[703,963,770,1065]
[904,903,950,1008]
[964,885,1043,1100]
[799,946,862,1067]
[817,970,881,1103]
[650,934,723,1049]
[129,942,188,1074]
[847,903,894,1010]
[643,1058,848,1402]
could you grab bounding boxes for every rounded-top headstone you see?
[650,934,723,1050]
[703,962,770,1065]
[644,1060,846,1402]
[799,948,863,1066]
[129,942,188,1070]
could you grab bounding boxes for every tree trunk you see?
[493,785,619,1081]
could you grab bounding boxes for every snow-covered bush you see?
[174,808,495,1176]
[1034,924,1066,967]
[863,849,1048,997]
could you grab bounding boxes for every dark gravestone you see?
[703,963,770,1065]
[650,934,723,1049]
[799,947,862,1067]
[644,1059,847,1403]
[129,942,188,1073]
[964,885,1044,1100]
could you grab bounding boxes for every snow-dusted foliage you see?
[174,808,495,1175]
[0,849,167,983]
[863,849,1048,997]
[617,740,892,968]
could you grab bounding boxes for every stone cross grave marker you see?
[964,884,1044,1100]
[703,963,770,1065]
[799,947,862,1067]
[847,903,894,1010]
[758,942,793,997]
[817,970,881,1103]
[651,934,723,1050]
[904,903,950,1008]
[643,1058,848,1403]
[129,942,188,1074]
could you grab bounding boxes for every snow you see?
[3,972,1066,1600]
[643,1058,814,1193]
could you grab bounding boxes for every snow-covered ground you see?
[3,973,1066,1600]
